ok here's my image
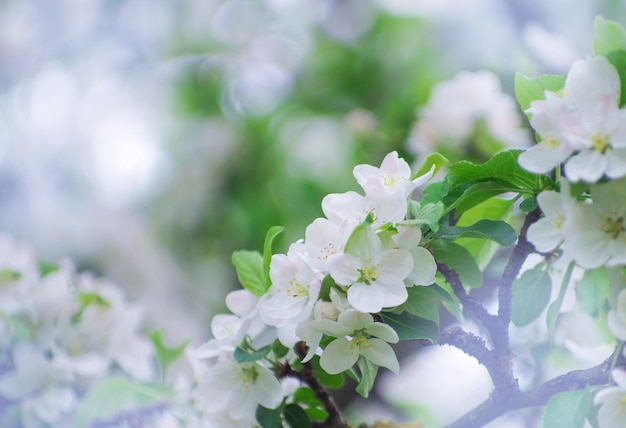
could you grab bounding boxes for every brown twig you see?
[275,342,348,428]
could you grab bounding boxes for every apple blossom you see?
[564,178,626,268]
[194,358,283,422]
[595,370,626,428]
[311,310,399,374]
[526,184,573,253]
[328,225,413,313]
[257,243,322,327]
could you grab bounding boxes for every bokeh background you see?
[1,0,625,425]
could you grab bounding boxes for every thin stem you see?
[276,342,348,428]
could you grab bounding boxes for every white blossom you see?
[194,358,283,422]
[564,178,626,268]
[328,225,413,313]
[257,243,322,327]
[595,370,626,428]
[311,310,399,374]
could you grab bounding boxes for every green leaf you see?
[512,267,552,327]
[263,226,285,286]
[292,388,328,421]
[73,378,171,428]
[402,201,444,232]
[38,261,59,277]
[444,181,514,217]
[447,150,540,194]
[455,196,515,269]
[576,267,610,316]
[284,403,313,428]
[421,180,449,206]
[256,404,284,428]
[433,275,463,322]
[605,50,626,107]
[71,292,112,324]
[547,262,575,342]
[542,389,592,428]
[0,269,22,282]
[356,356,379,398]
[344,215,375,253]
[593,16,626,56]
[514,72,566,112]
[311,356,345,389]
[391,286,441,324]
[519,196,538,213]
[150,330,189,371]
[271,339,290,359]
[438,219,517,247]
[232,250,266,296]
[429,240,482,288]
[412,152,449,180]
[233,345,271,363]
[380,311,439,343]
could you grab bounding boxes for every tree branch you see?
[445,348,620,428]
[276,342,349,428]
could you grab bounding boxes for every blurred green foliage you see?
[155,11,445,308]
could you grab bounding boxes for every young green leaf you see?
[401,201,444,232]
[232,250,266,296]
[356,357,379,398]
[593,16,626,56]
[150,330,190,372]
[447,150,541,194]
[576,266,609,316]
[514,72,566,112]
[547,262,575,342]
[605,50,626,107]
[512,267,552,327]
[412,152,449,180]
[234,345,272,363]
[263,226,285,286]
[542,389,591,428]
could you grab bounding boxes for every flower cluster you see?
[191,151,438,426]
[519,55,626,183]
[519,49,626,428]
[0,235,158,427]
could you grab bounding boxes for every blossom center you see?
[241,365,259,385]
[286,279,308,298]
[592,132,610,154]
[601,216,625,239]
[383,174,399,187]
[357,264,380,285]
[349,335,372,353]
[544,137,561,148]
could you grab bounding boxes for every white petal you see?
[253,364,284,409]
[328,254,360,286]
[347,283,385,313]
[364,323,399,343]
[564,150,607,183]
[518,141,572,173]
[606,148,626,179]
[320,338,359,374]
[360,338,399,373]
[406,247,437,286]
